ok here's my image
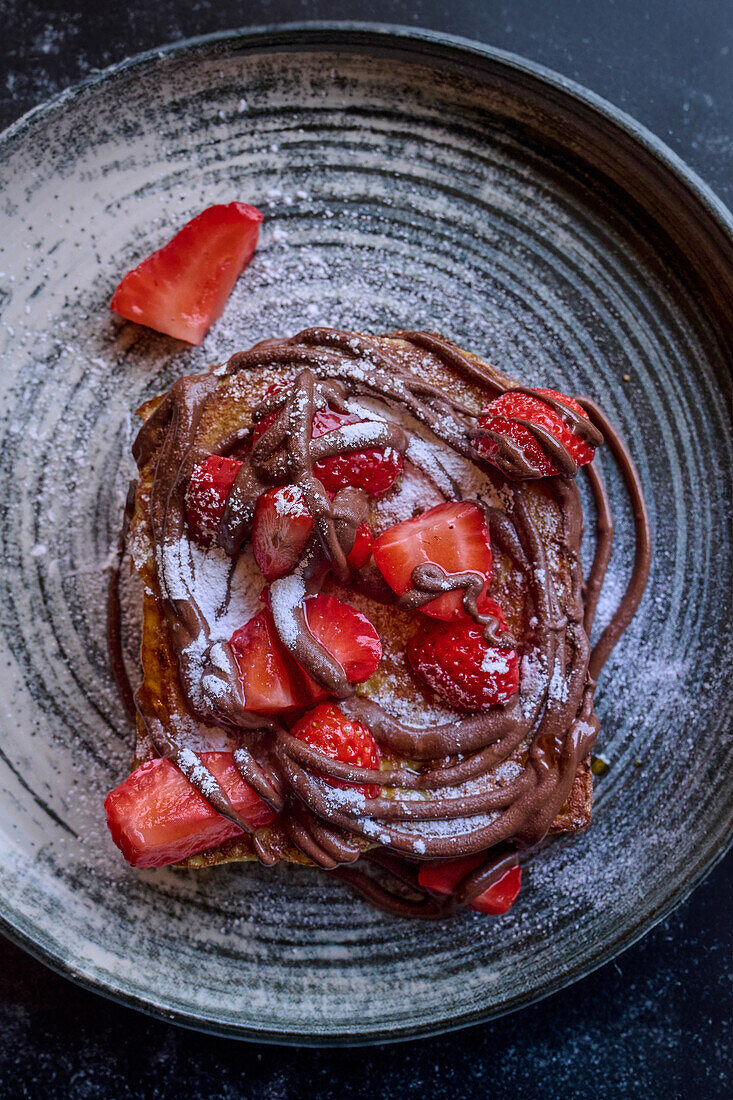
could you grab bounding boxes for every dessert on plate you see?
[106,325,650,918]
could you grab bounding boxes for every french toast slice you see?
[123,333,593,870]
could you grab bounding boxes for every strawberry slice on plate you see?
[185,454,243,546]
[104,752,276,869]
[290,703,382,798]
[407,606,519,711]
[229,594,381,713]
[110,202,263,344]
[372,501,493,620]
[418,854,522,915]
[473,388,597,477]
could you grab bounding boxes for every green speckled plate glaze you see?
[0,24,730,1044]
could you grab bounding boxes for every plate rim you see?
[1,20,731,1046]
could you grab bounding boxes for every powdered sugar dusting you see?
[159,538,265,643]
[269,566,308,648]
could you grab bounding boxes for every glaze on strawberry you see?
[473,387,602,478]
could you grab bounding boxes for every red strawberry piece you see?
[229,595,381,712]
[372,501,493,620]
[253,403,403,495]
[303,593,382,689]
[252,403,357,447]
[347,522,374,569]
[474,593,509,628]
[230,608,309,713]
[470,864,522,915]
[250,481,372,577]
[418,855,522,915]
[110,202,263,345]
[312,406,357,437]
[250,408,284,445]
[314,434,403,495]
[474,388,596,477]
[252,485,314,581]
[407,615,519,711]
[185,454,243,546]
[290,703,381,798]
[104,752,276,869]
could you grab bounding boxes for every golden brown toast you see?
[124,332,593,870]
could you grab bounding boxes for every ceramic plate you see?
[0,24,731,1044]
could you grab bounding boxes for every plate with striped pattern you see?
[0,24,730,1043]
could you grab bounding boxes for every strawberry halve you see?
[110,202,263,344]
[105,752,275,869]
[372,501,493,620]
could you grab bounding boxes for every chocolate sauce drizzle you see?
[398,563,511,646]
[470,387,604,479]
[112,327,651,919]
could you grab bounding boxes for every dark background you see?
[1,2,731,1097]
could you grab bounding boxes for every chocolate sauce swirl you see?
[112,327,651,919]
[398,563,512,646]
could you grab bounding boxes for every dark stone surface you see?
[0,2,730,1096]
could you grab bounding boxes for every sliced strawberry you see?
[185,454,243,546]
[230,595,381,713]
[372,501,493,620]
[475,592,509,627]
[303,593,382,689]
[230,608,308,713]
[310,408,403,494]
[252,403,356,447]
[252,485,314,581]
[347,522,374,569]
[250,480,372,578]
[470,865,522,915]
[110,202,263,345]
[419,852,485,893]
[250,406,285,445]
[473,388,596,477]
[253,403,403,495]
[407,614,519,711]
[290,703,381,798]
[104,752,276,869]
[315,443,403,496]
[313,406,357,439]
[418,855,522,915]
